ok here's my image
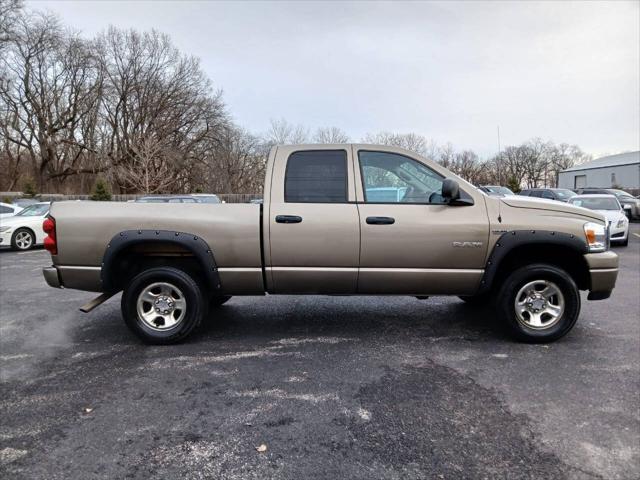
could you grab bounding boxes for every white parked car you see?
[0,202,22,219]
[568,194,629,246]
[0,202,50,251]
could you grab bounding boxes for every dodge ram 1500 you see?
[42,144,619,344]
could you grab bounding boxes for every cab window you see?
[358,151,445,204]
[285,150,347,203]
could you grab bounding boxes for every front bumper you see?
[584,251,619,300]
[610,224,629,242]
[0,230,12,245]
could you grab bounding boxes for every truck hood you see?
[501,196,605,222]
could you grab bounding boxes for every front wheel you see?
[121,267,205,345]
[497,264,580,343]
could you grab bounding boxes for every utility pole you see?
[497,126,502,185]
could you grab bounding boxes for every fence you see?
[1,192,263,203]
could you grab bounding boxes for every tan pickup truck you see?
[42,144,619,344]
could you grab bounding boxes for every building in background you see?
[558,151,640,192]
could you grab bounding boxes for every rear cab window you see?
[285,150,348,203]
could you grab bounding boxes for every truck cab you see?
[264,144,488,295]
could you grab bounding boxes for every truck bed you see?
[49,201,264,294]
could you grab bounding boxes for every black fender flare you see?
[476,229,589,295]
[101,229,221,293]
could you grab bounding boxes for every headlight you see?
[0,226,12,233]
[584,222,608,252]
[616,217,627,228]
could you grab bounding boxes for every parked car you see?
[568,195,629,246]
[478,185,515,197]
[519,188,577,202]
[575,188,640,220]
[0,202,21,219]
[135,196,199,203]
[11,198,39,208]
[42,144,618,345]
[190,194,222,204]
[0,202,50,250]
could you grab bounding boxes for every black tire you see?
[121,267,205,345]
[620,238,629,247]
[496,264,580,343]
[458,293,491,306]
[11,228,35,251]
[209,295,232,308]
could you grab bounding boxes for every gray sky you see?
[30,0,640,158]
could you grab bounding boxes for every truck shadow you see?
[195,296,506,344]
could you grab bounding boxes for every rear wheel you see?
[497,264,580,343]
[121,267,205,344]
[11,228,35,251]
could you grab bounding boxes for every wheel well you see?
[492,244,590,291]
[107,241,210,293]
[13,226,35,237]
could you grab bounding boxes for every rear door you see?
[353,146,489,295]
[266,146,360,293]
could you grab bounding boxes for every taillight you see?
[43,216,57,255]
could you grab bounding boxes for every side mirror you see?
[442,178,460,202]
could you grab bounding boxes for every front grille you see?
[611,231,625,238]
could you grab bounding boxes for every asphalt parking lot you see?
[1,226,639,479]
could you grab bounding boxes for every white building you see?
[558,151,640,190]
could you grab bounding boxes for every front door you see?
[353,147,489,295]
[267,146,360,294]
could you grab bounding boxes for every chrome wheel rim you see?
[15,231,33,249]
[136,282,186,331]
[514,280,564,330]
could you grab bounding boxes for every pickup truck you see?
[42,144,619,344]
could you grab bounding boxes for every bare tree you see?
[96,27,228,193]
[197,126,267,194]
[265,118,308,145]
[0,11,104,190]
[362,131,438,159]
[117,136,181,193]
[546,143,591,187]
[0,0,23,48]
[313,126,350,144]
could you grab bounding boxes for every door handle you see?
[275,215,303,224]
[366,216,395,225]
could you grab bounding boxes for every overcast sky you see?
[30,0,640,158]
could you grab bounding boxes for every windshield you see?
[554,189,577,199]
[570,197,620,211]
[609,189,634,200]
[16,204,49,216]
